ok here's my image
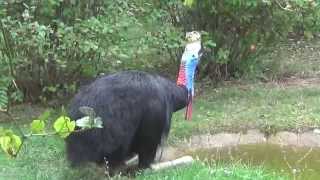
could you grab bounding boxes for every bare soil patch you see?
[272,77,320,88]
[160,129,320,161]
[0,104,46,123]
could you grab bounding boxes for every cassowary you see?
[65,31,202,170]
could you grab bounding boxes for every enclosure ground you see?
[169,76,320,141]
[1,77,320,179]
[2,39,320,179]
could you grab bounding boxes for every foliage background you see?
[1,0,320,106]
[1,1,320,179]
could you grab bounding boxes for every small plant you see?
[0,106,103,158]
[0,128,22,157]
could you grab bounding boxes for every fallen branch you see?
[125,155,194,171]
[125,155,138,166]
[150,156,194,171]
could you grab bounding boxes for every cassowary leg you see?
[137,143,158,169]
[105,148,130,175]
[105,161,127,177]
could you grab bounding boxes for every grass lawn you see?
[0,135,288,180]
[0,132,289,180]
[170,80,320,140]
[0,80,319,179]
[136,161,288,180]
[1,39,320,180]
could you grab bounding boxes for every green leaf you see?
[0,87,8,111]
[304,31,314,40]
[46,86,57,93]
[38,109,51,122]
[204,40,216,48]
[118,53,130,59]
[53,116,75,138]
[0,127,4,136]
[0,130,22,157]
[184,0,195,7]
[30,120,45,134]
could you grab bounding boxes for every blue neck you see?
[185,55,199,95]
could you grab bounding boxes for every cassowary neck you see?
[175,56,198,120]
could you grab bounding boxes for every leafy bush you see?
[168,0,320,80]
[1,0,320,105]
[0,0,184,103]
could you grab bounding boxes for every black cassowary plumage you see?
[65,70,188,169]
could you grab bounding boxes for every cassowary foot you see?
[105,163,143,177]
[104,157,137,177]
[104,164,126,177]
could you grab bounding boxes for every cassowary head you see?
[177,31,202,120]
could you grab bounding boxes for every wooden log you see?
[125,155,194,171]
[125,155,139,166]
[150,156,194,171]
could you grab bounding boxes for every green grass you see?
[260,40,320,79]
[1,80,320,179]
[136,161,288,180]
[0,136,64,180]
[1,31,320,180]
[2,82,311,179]
[170,82,320,140]
[0,135,110,180]
[0,128,289,180]
[0,140,288,180]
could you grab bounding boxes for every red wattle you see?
[177,63,193,121]
[177,64,186,86]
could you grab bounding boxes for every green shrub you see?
[1,0,320,104]
[0,0,183,103]
[168,0,320,80]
